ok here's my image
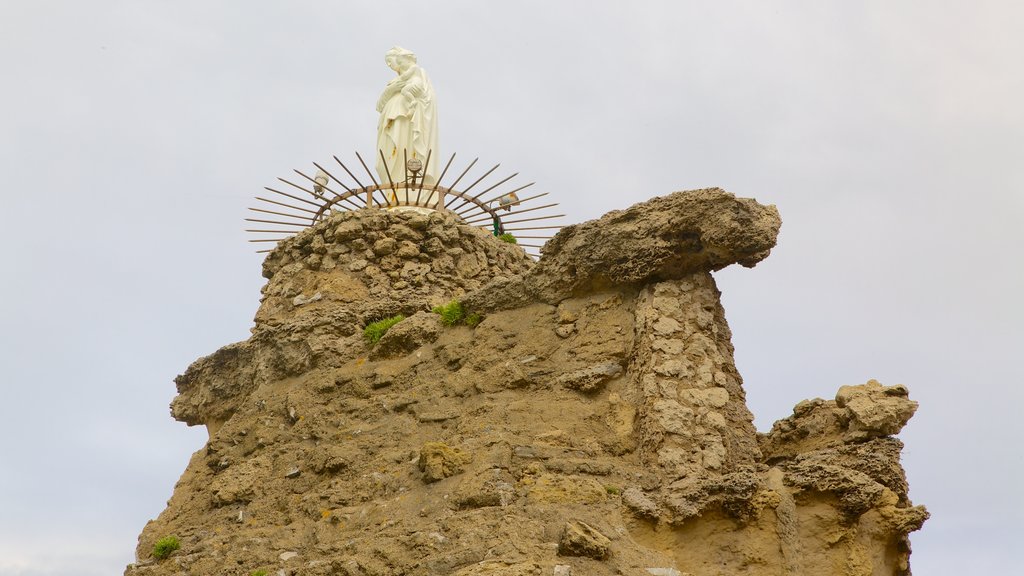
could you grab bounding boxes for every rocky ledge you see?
[129,189,925,576]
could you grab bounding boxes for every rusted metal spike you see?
[294,168,362,211]
[248,207,316,221]
[500,214,565,226]
[415,149,432,205]
[245,218,308,227]
[458,182,538,216]
[450,171,518,212]
[333,156,366,189]
[445,163,499,208]
[265,186,322,208]
[277,177,328,202]
[445,157,478,194]
[462,189,548,218]
[246,229,302,233]
[501,225,564,231]
[434,152,456,191]
[248,238,291,242]
[337,155,384,207]
[311,161,356,196]
[464,202,560,224]
[378,149,397,205]
[313,161,354,192]
[354,151,381,187]
[256,196,319,215]
[316,161,379,209]
[256,249,273,253]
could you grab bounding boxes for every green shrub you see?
[605,485,621,495]
[152,535,180,560]
[250,570,269,576]
[498,233,517,244]
[464,313,483,327]
[432,300,465,326]
[363,315,404,345]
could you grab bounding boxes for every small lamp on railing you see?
[406,157,423,190]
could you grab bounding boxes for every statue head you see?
[385,46,417,73]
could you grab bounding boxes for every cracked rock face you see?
[128,190,925,576]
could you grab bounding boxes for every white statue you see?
[375,46,439,206]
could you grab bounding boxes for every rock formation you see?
[127,188,926,576]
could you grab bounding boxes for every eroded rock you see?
[371,311,441,360]
[130,190,927,576]
[418,442,473,483]
[463,188,780,312]
[557,521,611,559]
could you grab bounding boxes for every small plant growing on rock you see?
[250,570,269,576]
[432,300,465,326]
[464,313,483,327]
[498,232,517,244]
[152,535,180,560]
[363,315,404,345]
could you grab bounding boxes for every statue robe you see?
[375,64,439,207]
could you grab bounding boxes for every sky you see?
[0,1,1021,574]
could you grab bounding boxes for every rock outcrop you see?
[127,189,926,576]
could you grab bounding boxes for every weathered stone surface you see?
[760,379,919,460]
[419,442,473,483]
[558,521,611,559]
[370,311,441,359]
[129,190,926,576]
[622,486,663,520]
[454,468,517,508]
[837,380,918,438]
[463,188,780,312]
[555,361,623,393]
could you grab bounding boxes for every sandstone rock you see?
[309,445,355,474]
[453,562,542,576]
[555,361,623,393]
[463,188,781,312]
[554,324,575,338]
[370,311,441,360]
[525,474,607,504]
[836,379,917,438]
[418,442,473,483]
[372,237,397,256]
[130,191,926,576]
[557,521,611,559]
[760,379,919,460]
[454,468,516,508]
[291,291,322,306]
[622,486,662,520]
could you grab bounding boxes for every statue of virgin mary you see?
[375,47,439,205]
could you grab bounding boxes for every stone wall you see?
[631,273,759,480]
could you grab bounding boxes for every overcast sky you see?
[1,1,1021,574]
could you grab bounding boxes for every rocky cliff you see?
[127,188,927,576]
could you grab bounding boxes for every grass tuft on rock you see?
[363,315,404,345]
[152,535,180,560]
[432,300,466,326]
[432,301,485,328]
[498,232,517,244]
